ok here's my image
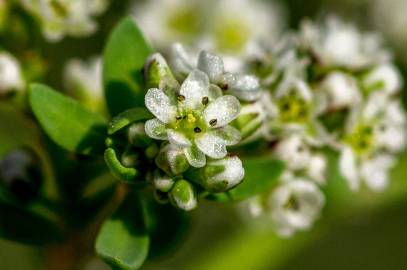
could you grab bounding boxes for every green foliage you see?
[104,148,138,183]
[108,108,152,135]
[207,156,285,202]
[96,195,149,270]
[29,83,107,156]
[103,17,153,117]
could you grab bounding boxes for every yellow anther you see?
[187,113,196,123]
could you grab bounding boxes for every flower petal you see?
[145,118,167,140]
[339,147,359,191]
[145,88,177,123]
[195,132,227,159]
[169,43,194,80]
[197,51,224,83]
[180,69,210,109]
[167,129,192,148]
[212,126,241,145]
[209,84,222,101]
[203,95,240,128]
[224,73,262,101]
[184,144,206,168]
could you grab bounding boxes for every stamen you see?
[221,84,229,91]
[202,96,209,105]
[194,127,202,133]
[176,115,182,120]
[209,119,218,126]
[177,95,186,102]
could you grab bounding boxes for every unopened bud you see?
[201,156,245,193]
[145,53,179,90]
[169,179,197,211]
[155,144,189,175]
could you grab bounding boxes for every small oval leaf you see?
[103,17,153,116]
[96,195,149,270]
[108,108,152,135]
[29,83,107,155]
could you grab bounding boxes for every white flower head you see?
[132,0,207,47]
[64,56,103,111]
[21,0,108,41]
[0,52,24,94]
[275,135,311,171]
[339,147,396,192]
[270,179,325,237]
[169,44,263,102]
[300,16,390,69]
[145,66,241,168]
[363,63,403,95]
[307,154,327,185]
[319,71,361,110]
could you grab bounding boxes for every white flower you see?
[270,179,325,237]
[199,0,285,57]
[145,69,241,167]
[0,52,24,94]
[275,135,311,171]
[339,147,396,192]
[307,154,327,185]
[169,44,263,102]
[64,57,103,111]
[131,0,285,64]
[132,0,207,47]
[21,0,108,41]
[300,16,390,69]
[319,72,361,110]
[363,63,402,95]
[200,156,245,192]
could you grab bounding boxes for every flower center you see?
[283,195,300,211]
[171,110,206,139]
[167,5,201,39]
[278,91,310,123]
[214,17,251,54]
[347,124,375,155]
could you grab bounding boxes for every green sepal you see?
[104,148,138,183]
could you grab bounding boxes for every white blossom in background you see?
[131,0,286,71]
[64,57,103,112]
[362,63,402,96]
[270,179,325,237]
[245,178,325,237]
[338,92,406,191]
[300,16,390,69]
[21,0,108,42]
[318,71,361,111]
[0,52,24,94]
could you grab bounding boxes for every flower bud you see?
[120,151,139,168]
[169,179,197,211]
[232,102,266,142]
[363,63,402,95]
[127,122,152,147]
[0,52,24,95]
[153,171,175,192]
[144,53,179,90]
[155,144,189,175]
[201,156,245,193]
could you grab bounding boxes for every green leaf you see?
[207,156,285,202]
[104,148,138,183]
[108,108,152,135]
[103,17,153,117]
[96,195,149,270]
[29,83,107,155]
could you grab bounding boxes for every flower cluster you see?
[21,0,108,41]
[242,16,407,236]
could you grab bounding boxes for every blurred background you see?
[1,0,407,269]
